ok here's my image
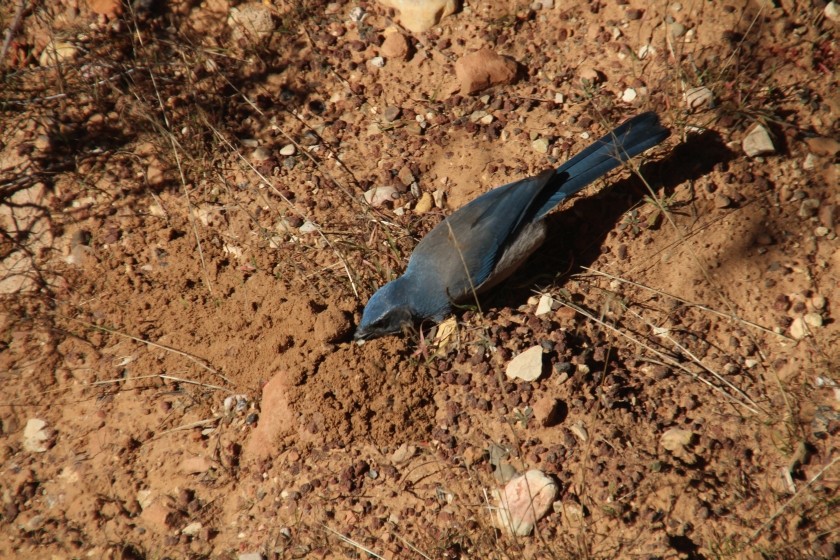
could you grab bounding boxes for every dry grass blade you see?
[580,267,789,340]
[321,524,385,559]
[555,299,761,415]
[748,455,840,543]
[63,315,232,386]
[91,374,228,392]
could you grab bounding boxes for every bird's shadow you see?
[484,129,734,312]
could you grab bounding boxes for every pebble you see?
[684,86,713,110]
[494,470,558,536]
[228,3,275,44]
[380,31,410,60]
[714,194,732,209]
[570,422,588,442]
[414,192,434,213]
[23,418,50,453]
[826,1,840,23]
[506,346,544,382]
[798,198,820,219]
[789,317,808,340]
[383,106,401,122]
[455,49,519,95]
[742,124,775,157]
[181,522,202,536]
[390,443,416,464]
[531,396,562,427]
[531,137,549,154]
[804,313,823,328]
[279,144,295,156]
[369,56,385,68]
[364,186,398,207]
[39,40,78,66]
[805,136,840,157]
[578,66,602,84]
[251,147,271,163]
[669,22,687,37]
[535,294,558,315]
[298,221,319,234]
[621,88,637,103]
[377,0,458,33]
[397,166,415,187]
[433,188,446,208]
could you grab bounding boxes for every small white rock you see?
[279,144,295,156]
[182,522,203,536]
[369,56,385,68]
[532,137,549,154]
[494,470,558,536]
[743,124,775,157]
[23,419,50,453]
[684,86,713,110]
[790,316,808,340]
[298,221,319,234]
[804,313,823,328]
[364,186,398,207]
[506,346,544,382]
[535,294,559,316]
[621,88,637,103]
[825,1,840,22]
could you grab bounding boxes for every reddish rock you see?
[244,373,296,462]
[454,49,518,95]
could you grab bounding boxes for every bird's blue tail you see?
[533,112,669,220]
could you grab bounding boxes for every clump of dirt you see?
[1,0,838,558]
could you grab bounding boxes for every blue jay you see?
[355,112,669,340]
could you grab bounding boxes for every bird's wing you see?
[406,169,556,304]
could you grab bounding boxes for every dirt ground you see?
[1,0,839,558]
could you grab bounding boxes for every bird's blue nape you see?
[354,278,415,340]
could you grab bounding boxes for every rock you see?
[531,137,549,154]
[454,49,518,95]
[378,0,459,33]
[578,66,603,84]
[369,56,385,68]
[244,373,297,462]
[397,165,416,186]
[742,124,775,157]
[182,522,202,536]
[39,40,77,66]
[140,501,176,533]
[570,421,588,442]
[506,346,544,382]
[531,396,562,427]
[798,198,821,219]
[87,0,122,17]
[228,3,275,44]
[364,186,398,207]
[251,147,272,163]
[383,105,401,122]
[669,22,686,37]
[380,31,410,60]
[298,221,319,234]
[390,443,416,464]
[621,88,637,103]
[414,192,434,213]
[661,428,697,464]
[805,136,840,157]
[433,188,446,208]
[685,86,713,110]
[23,419,50,453]
[279,144,295,156]
[826,1,840,23]
[714,194,732,208]
[494,470,559,536]
[180,456,213,474]
[804,313,823,328]
[535,294,558,316]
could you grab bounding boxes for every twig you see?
[321,524,385,559]
[748,455,839,543]
[1,0,27,69]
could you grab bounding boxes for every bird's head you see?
[354,279,416,340]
